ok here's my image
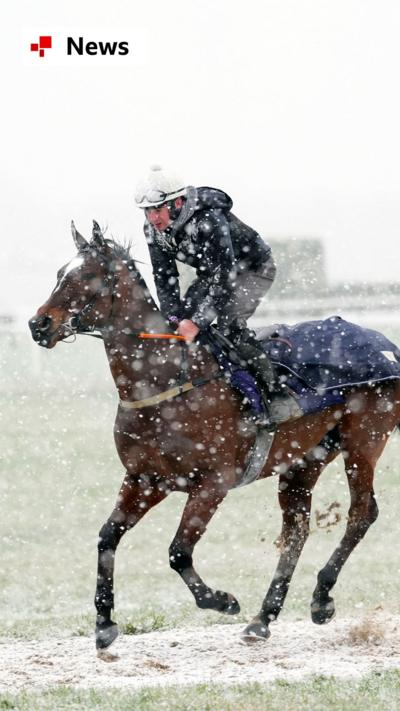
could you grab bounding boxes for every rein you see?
[67,330,189,342]
[58,260,189,344]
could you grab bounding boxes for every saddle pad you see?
[261,316,400,392]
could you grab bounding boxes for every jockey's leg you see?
[230,328,303,426]
[218,258,277,396]
[229,323,276,389]
[219,256,302,425]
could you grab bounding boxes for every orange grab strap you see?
[138,332,188,341]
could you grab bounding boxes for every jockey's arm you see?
[188,210,237,333]
[148,240,182,320]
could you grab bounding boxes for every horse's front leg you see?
[169,483,240,615]
[95,472,167,650]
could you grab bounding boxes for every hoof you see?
[96,621,119,650]
[311,597,335,625]
[196,589,240,615]
[216,591,241,615]
[241,618,271,644]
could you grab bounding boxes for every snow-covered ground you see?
[1,614,399,692]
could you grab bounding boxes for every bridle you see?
[58,263,189,344]
[58,293,101,342]
[58,258,120,343]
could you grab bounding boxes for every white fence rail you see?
[2,298,400,394]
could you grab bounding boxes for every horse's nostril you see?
[37,316,52,333]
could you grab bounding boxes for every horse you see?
[29,221,400,651]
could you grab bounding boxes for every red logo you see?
[30,36,52,58]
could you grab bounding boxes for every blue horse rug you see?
[209,316,400,417]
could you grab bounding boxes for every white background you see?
[2,0,400,318]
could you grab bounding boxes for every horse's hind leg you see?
[311,397,395,624]
[311,448,380,624]
[169,483,240,615]
[95,473,167,650]
[242,447,339,642]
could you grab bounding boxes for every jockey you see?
[134,165,300,425]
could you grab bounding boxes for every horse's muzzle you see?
[28,314,53,346]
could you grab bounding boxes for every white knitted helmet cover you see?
[134,165,187,207]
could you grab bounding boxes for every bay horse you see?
[29,222,400,651]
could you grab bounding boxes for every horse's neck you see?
[112,261,168,334]
[101,259,216,402]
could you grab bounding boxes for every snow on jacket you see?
[144,186,272,328]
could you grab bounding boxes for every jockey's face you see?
[145,197,183,232]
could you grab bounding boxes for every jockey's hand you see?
[177,319,200,343]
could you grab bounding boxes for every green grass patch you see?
[121,610,169,635]
[1,671,400,710]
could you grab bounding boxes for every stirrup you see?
[267,390,303,425]
[251,413,275,431]
[246,399,276,431]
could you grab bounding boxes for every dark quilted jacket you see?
[144,186,271,328]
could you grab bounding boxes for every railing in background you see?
[1,293,400,393]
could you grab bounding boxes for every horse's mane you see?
[104,238,152,297]
[105,237,135,263]
[79,237,150,295]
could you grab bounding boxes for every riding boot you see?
[229,325,303,426]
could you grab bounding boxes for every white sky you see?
[2,0,400,318]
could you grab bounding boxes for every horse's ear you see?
[92,220,106,250]
[71,220,88,250]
